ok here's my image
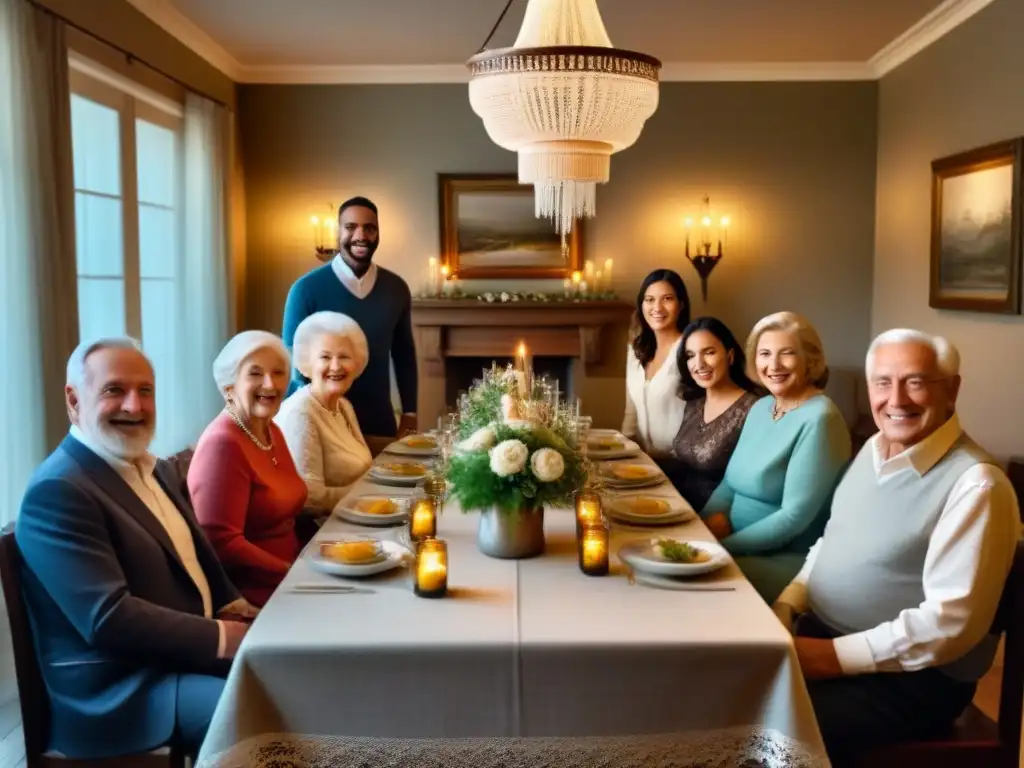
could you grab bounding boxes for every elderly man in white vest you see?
[772,328,1021,764]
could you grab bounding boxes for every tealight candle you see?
[578,521,610,576]
[409,496,437,541]
[414,538,448,597]
[574,490,602,534]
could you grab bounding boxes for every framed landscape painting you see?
[438,173,582,279]
[929,139,1023,314]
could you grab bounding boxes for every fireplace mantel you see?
[411,299,634,427]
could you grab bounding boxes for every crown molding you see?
[234,60,876,84]
[657,61,874,82]
[869,0,998,76]
[235,64,471,85]
[125,0,995,86]
[123,0,243,81]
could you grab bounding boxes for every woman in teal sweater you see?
[701,312,851,603]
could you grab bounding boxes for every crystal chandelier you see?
[467,0,661,238]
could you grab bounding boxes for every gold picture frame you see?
[438,173,583,280]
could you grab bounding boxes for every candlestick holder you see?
[413,538,448,598]
[578,519,610,576]
[573,489,602,536]
[408,495,438,542]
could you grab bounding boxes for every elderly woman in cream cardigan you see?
[276,311,373,512]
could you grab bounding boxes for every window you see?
[69,57,184,456]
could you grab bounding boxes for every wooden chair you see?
[0,529,185,768]
[856,539,1024,768]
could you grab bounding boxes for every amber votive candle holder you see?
[409,496,437,542]
[578,521,610,576]
[414,538,448,597]
[423,472,447,515]
[574,490,602,536]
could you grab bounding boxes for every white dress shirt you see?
[69,426,227,656]
[276,386,373,512]
[332,255,378,299]
[778,414,1021,675]
[621,338,686,457]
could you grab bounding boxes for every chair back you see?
[0,527,50,763]
[997,462,1024,753]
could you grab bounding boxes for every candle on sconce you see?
[578,520,610,576]
[409,496,437,542]
[604,258,613,291]
[584,259,595,283]
[414,538,448,597]
[719,215,730,253]
[571,270,582,296]
[323,217,336,251]
[440,264,452,296]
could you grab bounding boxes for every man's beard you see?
[85,416,155,460]
[341,238,378,268]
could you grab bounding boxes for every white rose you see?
[460,425,496,452]
[489,439,529,477]
[530,448,565,482]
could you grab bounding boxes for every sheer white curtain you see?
[0,0,78,525]
[164,91,233,453]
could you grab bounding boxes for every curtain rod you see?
[26,0,230,108]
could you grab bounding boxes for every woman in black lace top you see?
[660,317,761,510]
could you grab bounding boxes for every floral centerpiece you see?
[446,365,586,558]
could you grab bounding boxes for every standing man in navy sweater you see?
[282,197,417,448]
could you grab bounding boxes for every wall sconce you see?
[684,194,730,300]
[311,203,338,262]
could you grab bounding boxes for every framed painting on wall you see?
[438,173,583,279]
[929,139,1023,314]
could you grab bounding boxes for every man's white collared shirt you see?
[331,255,377,299]
[69,426,214,618]
[778,414,1021,674]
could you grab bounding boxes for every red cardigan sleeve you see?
[188,425,291,581]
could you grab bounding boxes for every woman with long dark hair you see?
[622,269,691,456]
[662,317,760,510]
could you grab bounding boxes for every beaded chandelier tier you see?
[467,0,661,238]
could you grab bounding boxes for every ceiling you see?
[126,0,996,82]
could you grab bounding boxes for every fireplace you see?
[412,299,634,430]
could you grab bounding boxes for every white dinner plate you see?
[617,538,730,577]
[599,462,665,488]
[587,437,642,460]
[383,435,441,457]
[308,539,409,578]
[334,494,409,526]
[368,460,430,486]
[605,495,695,526]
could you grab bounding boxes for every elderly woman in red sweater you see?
[188,330,308,606]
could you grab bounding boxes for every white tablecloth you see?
[197,463,828,767]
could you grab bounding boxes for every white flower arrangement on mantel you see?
[415,290,619,303]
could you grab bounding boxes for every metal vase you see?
[477,505,545,559]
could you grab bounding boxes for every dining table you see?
[196,449,830,768]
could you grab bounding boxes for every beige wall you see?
[238,81,878,423]
[874,0,1024,460]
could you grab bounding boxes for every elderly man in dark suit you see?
[15,337,258,760]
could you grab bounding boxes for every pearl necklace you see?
[226,405,277,465]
